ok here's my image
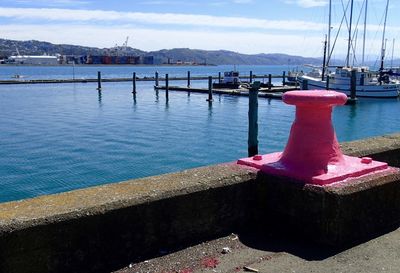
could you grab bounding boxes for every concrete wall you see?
[0,133,399,273]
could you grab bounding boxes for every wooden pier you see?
[154,85,298,99]
[0,73,289,85]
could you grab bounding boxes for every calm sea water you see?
[0,65,399,203]
[0,64,295,80]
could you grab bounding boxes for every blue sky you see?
[0,0,399,60]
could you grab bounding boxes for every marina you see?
[0,65,399,203]
[153,85,290,99]
[298,0,400,98]
[2,1,400,272]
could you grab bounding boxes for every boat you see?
[212,71,241,89]
[298,0,400,98]
[286,69,303,85]
[300,66,399,98]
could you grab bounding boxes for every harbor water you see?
[0,65,399,203]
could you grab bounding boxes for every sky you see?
[0,0,399,61]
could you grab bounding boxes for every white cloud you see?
[285,0,328,8]
[232,0,254,3]
[12,0,90,7]
[0,7,324,31]
[0,23,328,56]
[0,22,387,58]
[140,1,196,5]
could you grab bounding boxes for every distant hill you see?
[0,38,321,65]
[149,48,320,65]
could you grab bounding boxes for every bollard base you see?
[237,152,388,185]
[253,167,400,246]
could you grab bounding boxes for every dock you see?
[0,77,155,85]
[154,85,299,99]
[0,73,289,85]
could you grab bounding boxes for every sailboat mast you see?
[379,0,389,71]
[346,0,354,67]
[322,35,327,81]
[390,38,395,68]
[327,0,332,67]
[362,0,368,66]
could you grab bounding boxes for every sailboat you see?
[298,0,400,98]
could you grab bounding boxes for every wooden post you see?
[301,79,308,90]
[97,71,102,90]
[218,72,222,83]
[207,76,213,101]
[350,69,357,99]
[248,81,260,157]
[187,71,191,88]
[155,71,159,87]
[326,74,330,90]
[282,71,286,86]
[250,70,253,83]
[132,72,136,94]
[268,74,272,90]
[165,74,169,101]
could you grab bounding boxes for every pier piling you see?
[302,79,308,90]
[250,71,253,83]
[155,71,159,87]
[218,72,221,83]
[326,75,330,90]
[207,76,213,102]
[187,71,191,88]
[268,74,272,90]
[248,82,260,157]
[346,69,358,105]
[97,71,102,91]
[350,69,357,100]
[165,74,169,101]
[132,72,136,94]
[282,71,286,86]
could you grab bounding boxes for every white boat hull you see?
[299,76,400,98]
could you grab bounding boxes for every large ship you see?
[6,55,59,65]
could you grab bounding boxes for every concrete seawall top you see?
[0,163,257,234]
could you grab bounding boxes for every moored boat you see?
[299,66,400,98]
[212,71,241,89]
[299,0,399,98]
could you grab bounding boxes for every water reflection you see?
[132,92,137,105]
[348,104,357,119]
[97,90,102,107]
[155,88,159,102]
[208,100,213,119]
[72,83,78,102]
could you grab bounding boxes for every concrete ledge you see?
[0,164,257,273]
[340,133,400,167]
[0,133,400,273]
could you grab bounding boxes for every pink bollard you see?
[237,90,389,185]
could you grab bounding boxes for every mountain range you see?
[0,38,321,65]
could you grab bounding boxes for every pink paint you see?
[179,269,194,273]
[201,257,219,268]
[237,90,389,185]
